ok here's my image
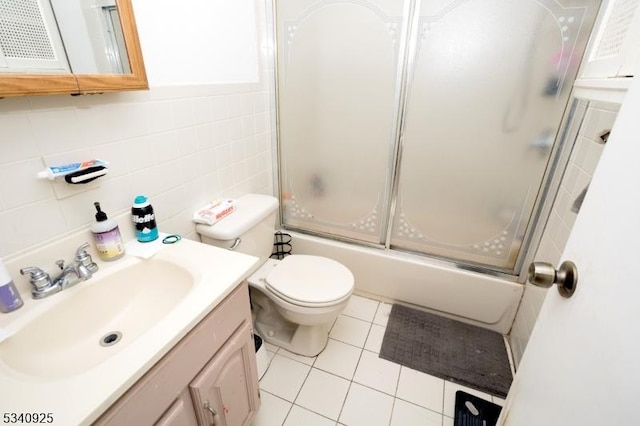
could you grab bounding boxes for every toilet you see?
[196,194,354,357]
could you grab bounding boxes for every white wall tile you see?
[0,159,54,209]
[29,109,82,154]
[0,82,274,260]
[210,96,229,121]
[0,114,39,163]
[4,200,68,254]
[153,132,180,164]
[146,101,175,133]
[509,100,617,367]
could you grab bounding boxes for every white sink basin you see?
[0,238,258,426]
[0,258,193,379]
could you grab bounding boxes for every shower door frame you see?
[268,0,591,281]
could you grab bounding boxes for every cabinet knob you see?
[204,401,220,426]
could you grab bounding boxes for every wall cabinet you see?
[94,283,260,426]
[0,0,148,97]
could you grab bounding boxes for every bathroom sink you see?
[0,258,194,379]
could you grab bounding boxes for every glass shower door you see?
[390,0,599,270]
[276,0,409,243]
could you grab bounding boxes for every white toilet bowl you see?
[247,256,353,356]
[195,193,354,357]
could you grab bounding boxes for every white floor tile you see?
[396,367,445,413]
[277,347,317,366]
[339,382,394,426]
[314,339,362,380]
[352,350,400,395]
[295,368,350,421]
[343,295,379,322]
[260,354,311,402]
[284,405,336,426]
[373,303,392,326]
[443,381,492,418]
[252,391,292,426]
[329,315,371,348]
[390,399,443,426]
[364,324,386,354]
[443,415,454,426]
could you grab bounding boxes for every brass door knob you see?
[528,261,578,298]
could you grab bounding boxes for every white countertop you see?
[0,238,258,426]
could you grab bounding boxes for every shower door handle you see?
[528,261,578,298]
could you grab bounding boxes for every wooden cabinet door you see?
[154,390,198,426]
[189,322,260,426]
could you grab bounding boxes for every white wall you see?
[0,0,275,261]
[133,0,260,85]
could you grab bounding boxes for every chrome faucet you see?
[20,243,99,299]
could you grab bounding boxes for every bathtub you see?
[286,231,523,334]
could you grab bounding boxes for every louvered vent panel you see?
[0,0,56,60]
[594,0,639,59]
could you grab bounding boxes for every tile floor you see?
[251,295,507,426]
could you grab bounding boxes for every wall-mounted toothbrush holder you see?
[62,166,109,184]
[37,159,109,185]
[37,159,110,200]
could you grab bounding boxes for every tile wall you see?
[509,100,619,366]
[0,83,274,260]
[0,4,276,262]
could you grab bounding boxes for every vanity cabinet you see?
[94,283,260,426]
[155,391,199,426]
[190,322,259,426]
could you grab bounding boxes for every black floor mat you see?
[454,391,502,426]
[379,304,512,397]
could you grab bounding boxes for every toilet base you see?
[250,287,333,357]
[254,318,331,357]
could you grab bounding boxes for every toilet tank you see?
[196,194,279,261]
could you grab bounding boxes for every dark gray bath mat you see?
[379,304,512,398]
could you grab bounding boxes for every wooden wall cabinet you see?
[0,0,148,97]
[95,283,261,426]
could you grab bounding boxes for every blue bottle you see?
[131,195,159,242]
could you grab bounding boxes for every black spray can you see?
[132,195,158,242]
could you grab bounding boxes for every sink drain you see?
[100,331,122,347]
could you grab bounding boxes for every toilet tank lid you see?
[196,194,278,240]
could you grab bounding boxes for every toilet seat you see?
[265,255,354,308]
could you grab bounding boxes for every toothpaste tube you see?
[193,199,236,225]
[37,159,109,180]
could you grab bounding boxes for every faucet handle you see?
[75,242,98,274]
[75,243,90,260]
[19,267,52,290]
